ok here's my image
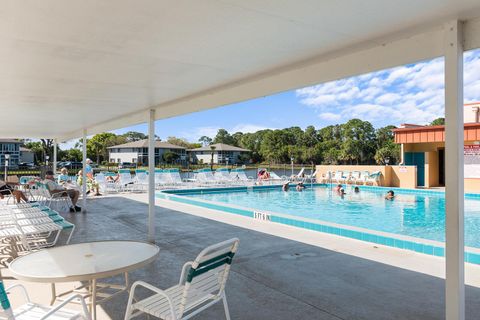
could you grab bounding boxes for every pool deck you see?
[3,193,480,319]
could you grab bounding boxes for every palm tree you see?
[210,145,216,170]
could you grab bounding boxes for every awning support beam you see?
[82,129,87,213]
[53,139,57,174]
[148,109,156,243]
[445,20,465,320]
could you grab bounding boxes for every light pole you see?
[290,157,294,176]
[4,153,10,181]
[45,155,50,167]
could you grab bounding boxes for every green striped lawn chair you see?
[0,281,90,319]
[125,238,240,320]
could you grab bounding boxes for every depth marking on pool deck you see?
[157,185,480,265]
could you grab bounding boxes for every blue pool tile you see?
[467,253,480,264]
[394,239,405,249]
[433,247,445,257]
[377,236,387,245]
[385,238,394,246]
[404,241,414,251]
[423,245,434,255]
[413,243,424,253]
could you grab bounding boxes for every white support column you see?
[444,20,464,320]
[82,129,87,213]
[53,139,58,174]
[148,109,156,243]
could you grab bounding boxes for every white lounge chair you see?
[118,169,135,192]
[365,171,382,186]
[331,171,343,184]
[290,167,305,181]
[229,169,254,185]
[356,171,370,185]
[1,282,90,320]
[347,171,361,184]
[304,170,317,183]
[214,168,232,184]
[134,169,149,192]
[125,238,240,320]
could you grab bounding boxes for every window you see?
[132,158,137,163]
[117,158,121,163]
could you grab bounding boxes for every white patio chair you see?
[124,238,240,320]
[0,282,91,320]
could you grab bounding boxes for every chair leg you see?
[222,294,231,320]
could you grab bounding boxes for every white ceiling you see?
[1,0,480,139]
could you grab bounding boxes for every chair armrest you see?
[51,191,68,198]
[179,261,194,285]
[6,284,30,303]
[40,294,91,320]
[129,281,177,320]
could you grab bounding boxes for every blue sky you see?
[63,49,480,148]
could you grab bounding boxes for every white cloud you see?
[318,112,342,121]
[231,124,275,133]
[295,49,480,126]
[180,126,220,141]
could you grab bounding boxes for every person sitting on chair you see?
[0,180,28,203]
[44,171,81,212]
[77,169,101,196]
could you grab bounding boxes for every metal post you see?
[148,109,156,243]
[53,139,57,174]
[82,129,87,213]
[444,20,464,320]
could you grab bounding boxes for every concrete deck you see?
[4,194,480,319]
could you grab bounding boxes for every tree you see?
[62,148,82,162]
[24,141,44,164]
[210,145,216,170]
[376,125,396,148]
[122,131,147,142]
[198,136,212,147]
[167,136,200,149]
[87,133,122,163]
[430,118,445,126]
[374,142,400,165]
[163,151,180,164]
[340,119,376,164]
[213,129,235,145]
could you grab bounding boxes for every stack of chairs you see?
[0,202,74,263]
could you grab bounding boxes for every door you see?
[405,152,425,187]
[438,149,445,186]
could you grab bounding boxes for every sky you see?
[62,49,480,148]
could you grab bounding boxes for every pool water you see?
[185,185,480,248]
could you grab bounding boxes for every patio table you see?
[9,240,159,320]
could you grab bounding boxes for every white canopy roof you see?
[2,1,480,140]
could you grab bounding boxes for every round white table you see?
[9,240,159,319]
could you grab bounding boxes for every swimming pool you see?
[158,185,480,264]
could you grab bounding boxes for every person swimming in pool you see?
[354,186,360,193]
[282,181,290,191]
[296,182,305,191]
[385,190,395,200]
[334,184,342,193]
